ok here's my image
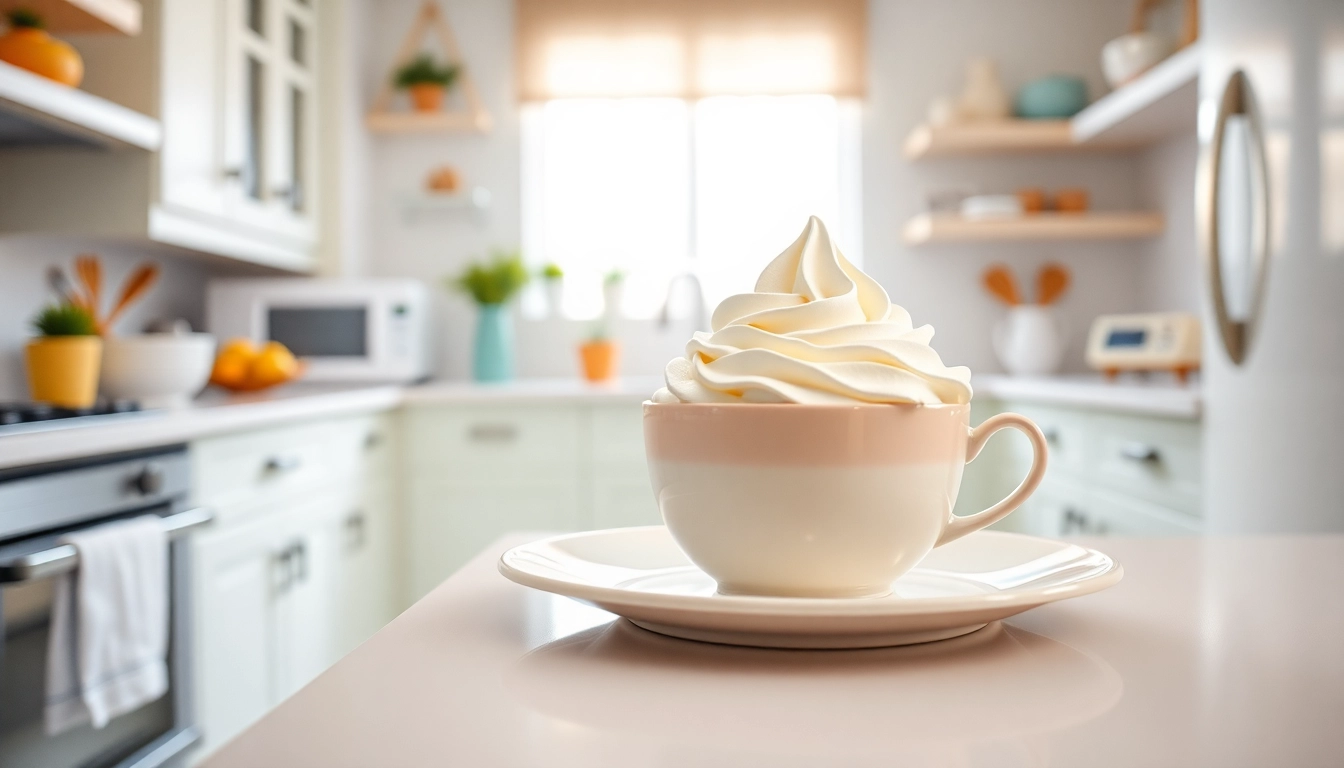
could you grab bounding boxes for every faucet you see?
[658,272,708,332]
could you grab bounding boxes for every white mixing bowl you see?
[101,334,217,408]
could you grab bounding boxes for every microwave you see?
[206,279,431,383]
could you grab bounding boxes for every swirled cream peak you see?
[652,217,972,405]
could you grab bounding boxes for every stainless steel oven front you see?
[0,447,208,768]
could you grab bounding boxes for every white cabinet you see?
[189,412,399,763]
[0,0,321,270]
[403,402,655,603]
[973,398,1203,537]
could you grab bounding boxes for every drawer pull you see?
[1042,427,1061,445]
[469,424,518,443]
[264,455,302,473]
[364,432,384,450]
[1119,443,1161,463]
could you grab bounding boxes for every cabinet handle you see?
[468,424,518,443]
[222,166,244,180]
[274,547,295,593]
[364,431,383,451]
[1042,427,1061,446]
[294,540,308,583]
[345,511,367,551]
[264,455,302,473]
[1119,442,1161,463]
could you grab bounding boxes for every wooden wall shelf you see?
[903,212,1165,245]
[0,60,160,149]
[0,0,141,35]
[366,110,492,135]
[905,44,1203,160]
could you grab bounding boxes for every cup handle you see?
[936,413,1049,547]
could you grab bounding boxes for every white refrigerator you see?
[1199,0,1344,532]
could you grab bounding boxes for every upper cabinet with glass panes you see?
[0,0,323,272]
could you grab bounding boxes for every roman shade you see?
[515,0,867,101]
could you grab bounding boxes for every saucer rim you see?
[499,526,1124,618]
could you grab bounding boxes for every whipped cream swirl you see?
[652,217,972,405]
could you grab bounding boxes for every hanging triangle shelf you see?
[366,0,492,134]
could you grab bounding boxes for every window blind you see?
[516,0,867,100]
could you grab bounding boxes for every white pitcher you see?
[993,306,1067,376]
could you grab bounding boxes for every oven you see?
[0,447,209,768]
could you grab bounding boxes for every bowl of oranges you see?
[209,339,304,392]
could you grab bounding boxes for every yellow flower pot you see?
[579,341,619,382]
[25,336,102,408]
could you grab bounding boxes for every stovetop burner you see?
[0,400,143,428]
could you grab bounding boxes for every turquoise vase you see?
[473,303,513,382]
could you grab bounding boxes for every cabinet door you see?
[191,517,286,761]
[220,0,318,245]
[272,499,344,702]
[336,479,399,654]
[406,481,582,603]
[159,0,227,219]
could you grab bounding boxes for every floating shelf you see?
[0,0,141,35]
[903,120,1079,159]
[903,212,1165,245]
[0,60,161,149]
[905,45,1203,159]
[399,186,491,222]
[366,110,492,135]
[1072,44,1201,146]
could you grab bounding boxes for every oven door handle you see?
[0,507,214,584]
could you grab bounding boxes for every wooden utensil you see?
[74,254,102,321]
[1037,263,1071,305]
[983,265,1021,306]
[102,263,160,333]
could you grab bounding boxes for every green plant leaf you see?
[31,303,97,336]
[394,53,461,88]
[449,250,530,305]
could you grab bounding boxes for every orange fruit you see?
[209,338,259,388]
[0,16,84,87]
[247,342,299,388]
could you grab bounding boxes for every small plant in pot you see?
[451,251,529,382]
[26,303,101,408]
[395,53,460,112]
[579,324,619,383]
[540,263,564,318]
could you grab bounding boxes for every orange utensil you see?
[103,262,160,333]
[74,254,102,323]
[1036,263,1071,305]
[982,265,1021,306]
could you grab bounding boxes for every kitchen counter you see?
[403,376,663,406]
[975,374,1202,419]
[205,533,1344,768]
[0,378,665,470]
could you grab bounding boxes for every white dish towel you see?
[45,514,169,735]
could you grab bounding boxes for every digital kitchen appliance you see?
[206,279,430,383]
[1085,312,1201,382]
[0,446,211,768]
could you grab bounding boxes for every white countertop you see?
[403,376,663,405]
[204,533,1344,768]
[974,374,1202,419]
[0,378,663,470]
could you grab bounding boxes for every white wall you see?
[0,236,210,400]
[1136,135,1202,314]
[359,0,1158,381]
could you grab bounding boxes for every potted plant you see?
[394,53,460,112]
[451,251,529,382]
[540,263,564,318]
[603,269,625,319]
[0,9,83,87]
[579,324,619,383]
[26,303,101,407]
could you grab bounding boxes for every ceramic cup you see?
[643,403,1048,598]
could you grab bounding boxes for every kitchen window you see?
[516,0,866,320]
[521,95,861,319]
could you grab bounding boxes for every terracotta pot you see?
[25,336,102,408]
[408,84,445,112]
[579,341,619,382]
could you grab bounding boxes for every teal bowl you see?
[1015,76,1089,119]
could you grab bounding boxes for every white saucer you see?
[499,526,1123,649]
